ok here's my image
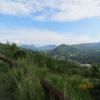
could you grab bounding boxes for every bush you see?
[13,50,27,59]
[89,80,100,100]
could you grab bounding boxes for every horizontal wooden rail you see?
[41,80,67,100]
[0,55,14,67]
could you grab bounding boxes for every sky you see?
[0,0,100,46]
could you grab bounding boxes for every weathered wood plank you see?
[41,80,67,100]
[0,55,14,67]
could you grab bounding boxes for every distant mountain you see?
[21,45,37,51]
[50,44,83,60]
[50,42,100,63]
[73,42,100,51]
[38,45,56,51]
[21,45,56,51]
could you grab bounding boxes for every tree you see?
[13,50,27,59]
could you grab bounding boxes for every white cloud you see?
[0,1,32,16]
[0,0,100,21]
[0,27,99,45]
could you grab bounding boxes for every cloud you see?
[0,0,100,21]
[0,1,32,16]
[0,27,99,45]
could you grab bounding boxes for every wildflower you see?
[79,82,94,90]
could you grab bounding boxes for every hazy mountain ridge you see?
[21,44,57,51]
[21,42,100,63]
[73,42,100,51]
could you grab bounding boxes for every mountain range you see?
[21,44,57,51]
[50,42,100,64]
[21,42,100,64]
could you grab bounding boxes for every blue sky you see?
[0,0,100,45]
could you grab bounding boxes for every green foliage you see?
[13,50,27,59]
[89,79,100,100]
[0,43,99,100]
[50,44,100,63]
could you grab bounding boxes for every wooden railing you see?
[41,80,67,100]
[0,55,14,67]
[0,55,68,100]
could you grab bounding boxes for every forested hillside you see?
[50,43,100,64]
[0,43,100,100]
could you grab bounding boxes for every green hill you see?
[50,43,100,64]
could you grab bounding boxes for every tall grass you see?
[46,74,92,100]
[7,59,45,100]
[0,52,93,100]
